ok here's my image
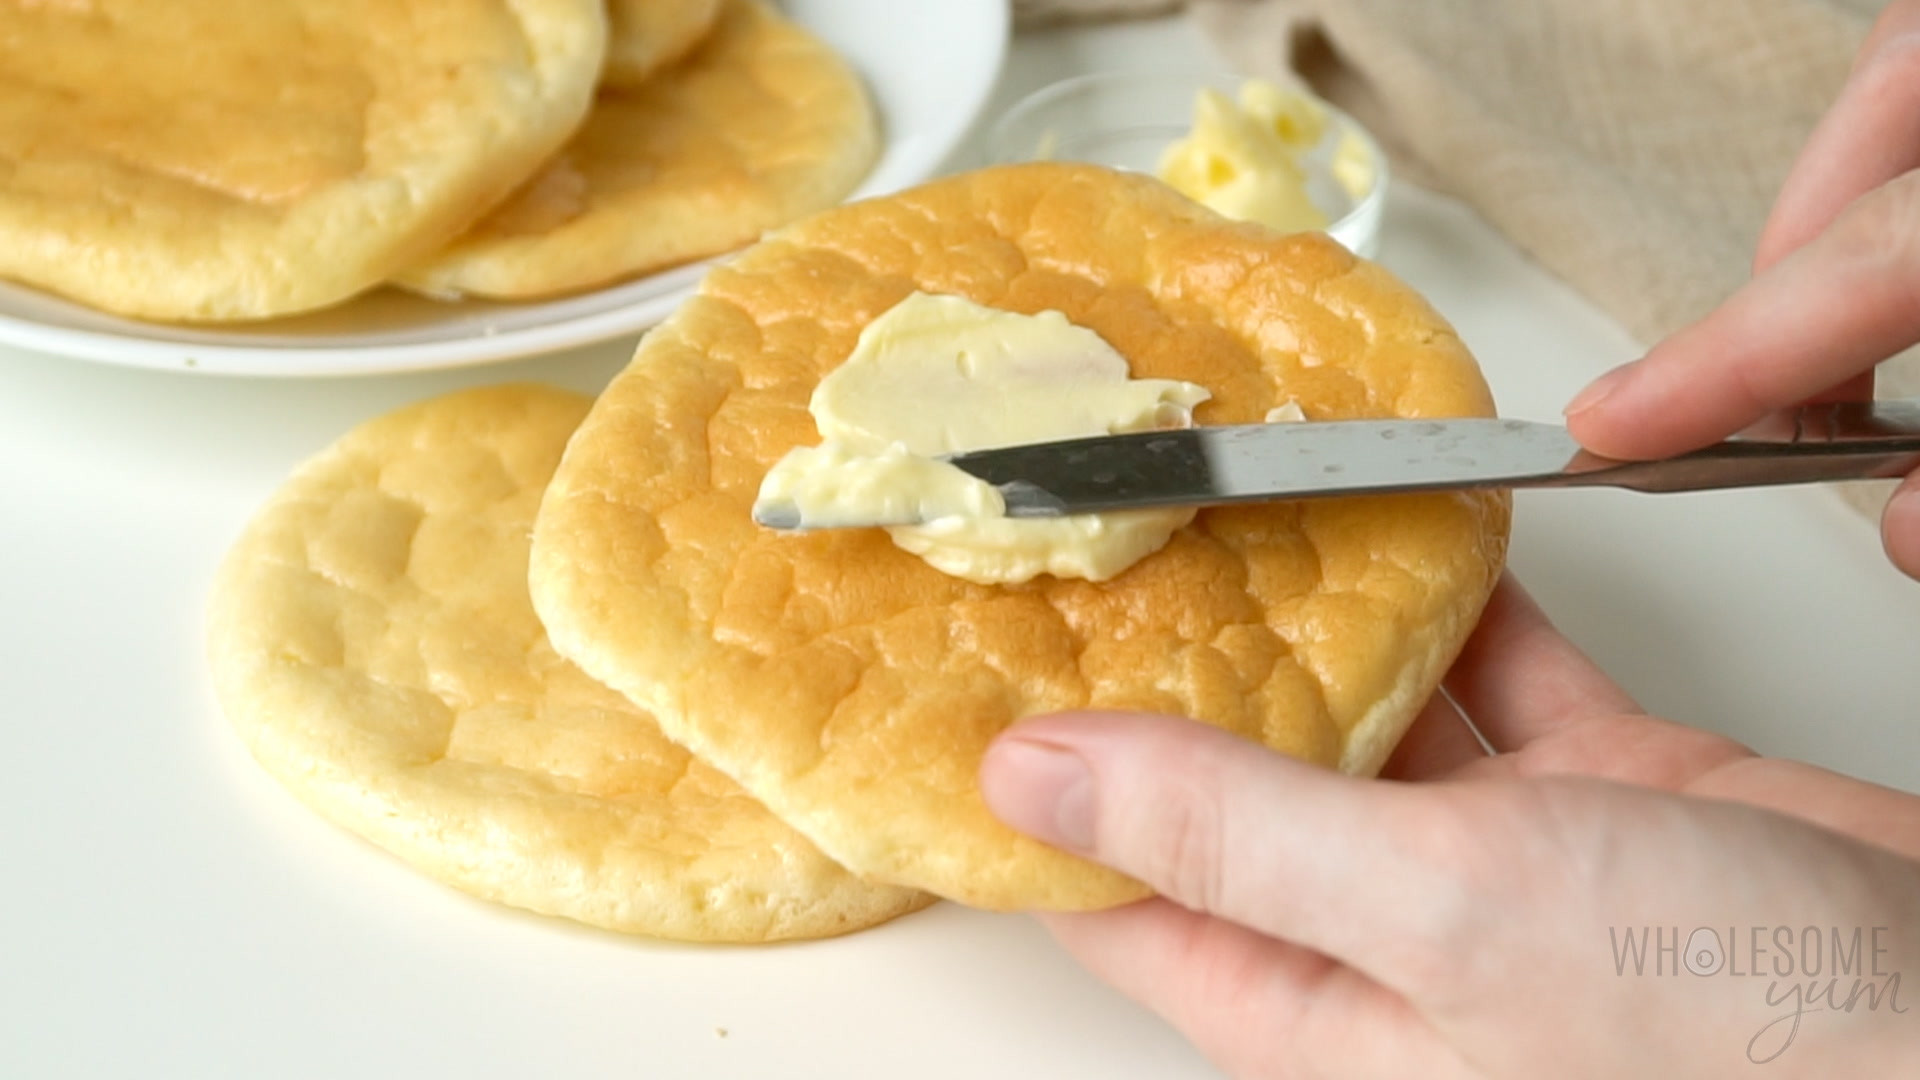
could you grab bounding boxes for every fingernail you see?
[980,739,1097,852]
[1565,361,1638,418]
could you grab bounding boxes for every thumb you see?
[979,710,1477,995]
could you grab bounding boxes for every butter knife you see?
[753,400,1920,529]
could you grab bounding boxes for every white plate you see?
[0,0,1010,378]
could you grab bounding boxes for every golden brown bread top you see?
[207,384,928,941]
[0,0,605,320]
[530,163,1511,910]
[2,10,366,204]
[398,0,877,300]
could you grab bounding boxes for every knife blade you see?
[752,401,1920,529]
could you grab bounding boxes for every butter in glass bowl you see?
[987,71,1387,257]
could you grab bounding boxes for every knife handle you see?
[1549,400,1920,494]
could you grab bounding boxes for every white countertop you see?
[3,14,1917,1080]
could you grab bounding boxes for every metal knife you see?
[752,400,1920,529]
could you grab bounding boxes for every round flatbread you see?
[397,0,877,300]
[603,0,724,86]
[207,385,929,941]
[0,1,607,322]
[527,163,1513,911]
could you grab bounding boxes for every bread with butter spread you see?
[530,163,1512,910]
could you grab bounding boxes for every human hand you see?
[1563,0,1920,578]
[979,576,1920,1078]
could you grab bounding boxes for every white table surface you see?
[4,15,1917,1080]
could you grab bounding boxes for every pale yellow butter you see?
[1331,129,1377,203]
[753,440,1004,529]
[1157,79,1376,232]
[755,292,1212,585]
[1158,80,1327,233]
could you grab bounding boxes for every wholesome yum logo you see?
[1610,925,1906,1064]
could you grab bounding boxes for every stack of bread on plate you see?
[0,0,876,322]
[207,156,1513,942]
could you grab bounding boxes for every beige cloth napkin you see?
[1018,0,1910,516]
[1187,0,1879,341]
[1186,0,1909,516]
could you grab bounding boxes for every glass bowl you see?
[986,70,1388,258]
